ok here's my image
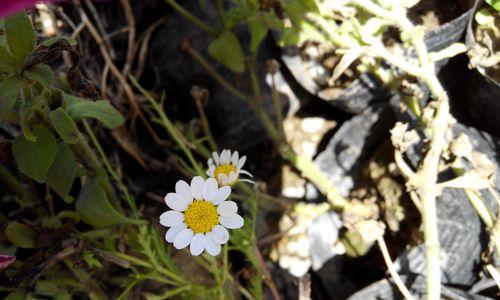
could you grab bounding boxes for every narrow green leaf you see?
[12,126,58,183]
[208,31,246,73]
[24,64,54,87]
[4,12,36,68]
[5,221,36,248]
[249,17,267,52]
[76,178,133,227]
[49,107,79,144]
[64,94,125,129]
[0,76,21,116]
[47,143,76,203]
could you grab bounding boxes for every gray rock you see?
[310,104,396,198]
[347,274,494,300]
[307,212,343,270]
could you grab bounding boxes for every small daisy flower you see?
[206,149,254,186]
[159,176,244,256]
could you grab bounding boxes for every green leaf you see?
[46,143,76,202]
[4,12,36,68]
[486,0,500,11]
[76,178,133,227]
[64,94,125,129]
[12,126,58,183]
[5,221,36,248]
[0,76,21,117]
[208,31,246,73]
[5,291,26,300]
[0,44,15,72]
[82,250,103,269]
[41,36,77,47]
[35,280,59,297]
[248,17,267,52]
[49,107,79,144]
[24,64,54,87]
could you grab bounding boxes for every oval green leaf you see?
[49,107,79,144]
[76,178,134,227]
[4,12,36,68]
[0,76,21,117]
[46,143,77,203]
[64,94,125,129]
[12,126,58,183]
[208,31,246,73]
[24,64,54,87]
[5,221,36,248]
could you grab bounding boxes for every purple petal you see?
[0,254,16,271]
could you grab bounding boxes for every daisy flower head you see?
[207,149,254,186]
[159,176,244,256]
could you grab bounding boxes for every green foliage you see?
[49,107,80,144]
[4,12,36,68]
[486,0,500,11]
[76,177,134,227]
[5,221,37,248]
[46,143,77,202]
[64,94,125,129]
[0,76,21,117]
[24,64,54,87]
[12,126,58,183]
[208,31,246,73]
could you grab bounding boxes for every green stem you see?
[280,145,347,209]
[115,252,186,284]
[130,76,206,176]
[82,120,138,216]
[164,0,218,36]
[0,163,25,195]
[183,45,251,102]
[73,131,122,212]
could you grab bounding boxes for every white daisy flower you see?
[159,176,244,256]
[206,149,254,186]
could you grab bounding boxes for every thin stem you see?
[281,145,347,210]
[82,120,138,216]
[377,236,415,300]
[182,44,251,102]
[164,0,218,36]
[73,131,122,212]
[130,76,206,176]
[0,163,25,195]
[270,72,286,142]
[193,92,218,151]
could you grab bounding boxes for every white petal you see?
[212,186,231,205]
[205,233,221,256]
[240,169,253,177]
[231,151,239,165]
[175,180,193,204]
[206,165,215,177]
[189,233,206,256]
[159,210,184,227]
[173,229,193,249]
[165,223,187,243]
[208,158,214,166]
[211,225,229,244]
[229,171,237,182]
[212,152,220,165]
[203,177,218,201]
[218,173,229,186]
[237,156,246,169]
[239,178,255,184]
[191,176,204,200]
[220,214,244,229]
[165,193,188,211]
[221,150,230,164]
[217,201,238,217]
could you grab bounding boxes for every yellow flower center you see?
[184,201,219,233]
[214,164,237,184]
